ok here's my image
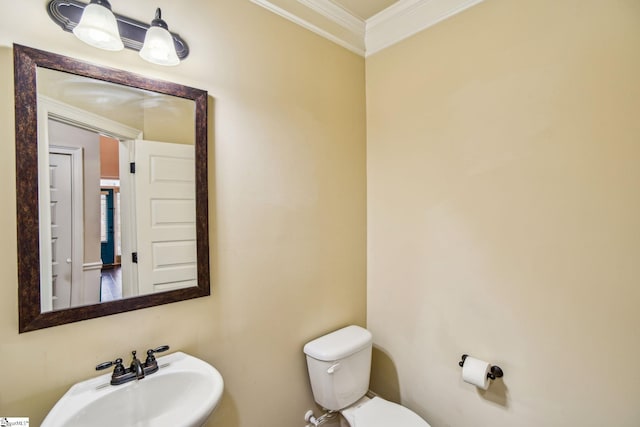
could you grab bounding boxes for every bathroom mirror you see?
[14,44,210,333]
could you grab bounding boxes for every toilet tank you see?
[303,325,373,411]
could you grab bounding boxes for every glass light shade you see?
[72,3,124,51]
[139,26,180,66]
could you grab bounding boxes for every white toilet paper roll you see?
[462,356,491,390]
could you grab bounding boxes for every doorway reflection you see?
[99,134,123,302]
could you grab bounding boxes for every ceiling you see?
[250,0,485,57]
[329,0,400,20]
[37,68,194,135]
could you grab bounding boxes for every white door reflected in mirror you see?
[48,149,75,311]
[132,140,197,295]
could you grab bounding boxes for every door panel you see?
[134,140,197,294]
[49,152,73,309]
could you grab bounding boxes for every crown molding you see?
[250,0,484,57]
[297,0,366,36]
[365,0,484,56]
[249,0,366,56]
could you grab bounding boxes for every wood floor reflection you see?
[101,266,122,302]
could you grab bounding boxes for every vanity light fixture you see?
[72,0,123,51]
[139,8,180,66]
[47,0,189,64]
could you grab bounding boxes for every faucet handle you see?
[96,358,124,375]
[145,345,170,366]
[151,345,170,354]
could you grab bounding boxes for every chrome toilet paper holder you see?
[458,354,504,380]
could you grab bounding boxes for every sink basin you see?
[42,352,224,427]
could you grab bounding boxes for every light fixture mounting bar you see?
[47,0,189,59]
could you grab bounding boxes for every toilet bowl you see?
[303,325,430,427]
[340,396,429,427]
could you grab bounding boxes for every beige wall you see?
[367,0,640,426]
[0,0,366,426]
[142,95,195,145]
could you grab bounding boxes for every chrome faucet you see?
[96,345,170,386]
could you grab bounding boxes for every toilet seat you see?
[345,397,430,427]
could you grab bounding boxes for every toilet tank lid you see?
[304,325,372,361]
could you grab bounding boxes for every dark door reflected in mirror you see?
[14,44,210,332]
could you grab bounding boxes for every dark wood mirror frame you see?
[14,44,210,333]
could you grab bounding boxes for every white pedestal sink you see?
[42,352,224,427]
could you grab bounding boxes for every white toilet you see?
[304,325,430,427]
